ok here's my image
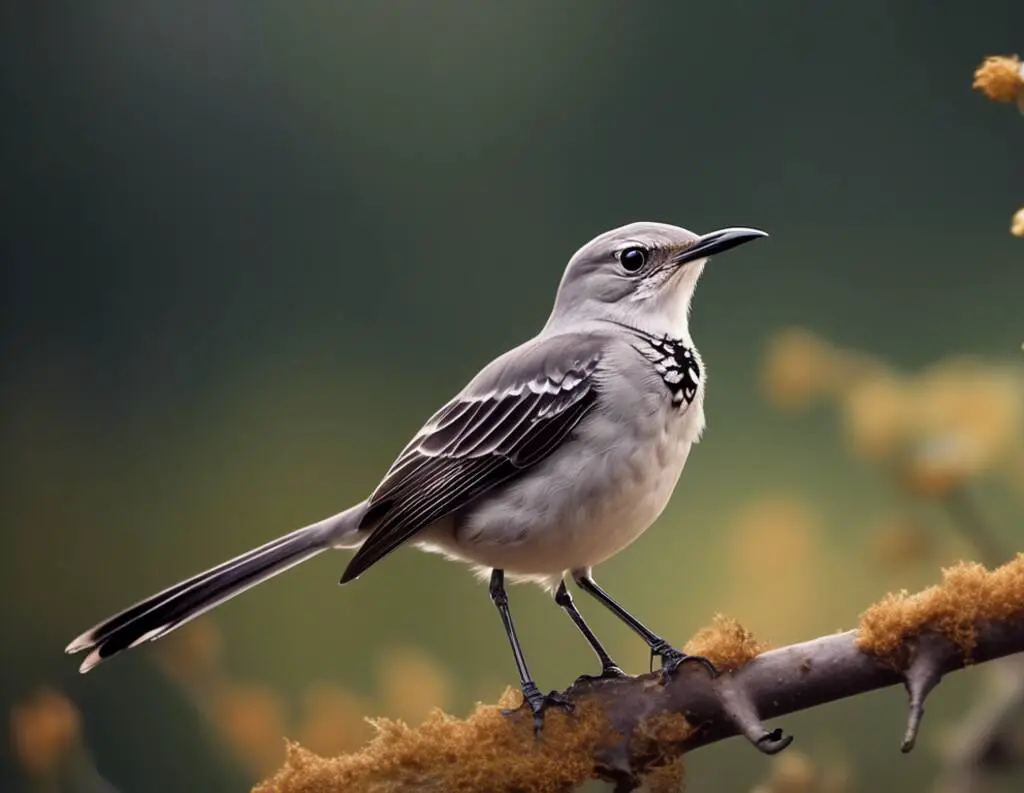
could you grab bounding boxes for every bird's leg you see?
[572,570,718,680]
[553,580,626,683]
[489,569,572,734]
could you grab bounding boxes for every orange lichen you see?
[972,55,1024,103]
[628,712,693,793]
[684,614,769,671]
[857,554,1024,660]
[644,756,687,793]
[634,710,693,745]
[10,688,82,777]
[256,690,613,793]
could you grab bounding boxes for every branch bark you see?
[582,619,1023,787]
[257,557,1024,793]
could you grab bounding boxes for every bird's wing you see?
[340,332,608,582]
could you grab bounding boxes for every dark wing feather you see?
[340,333,606,582]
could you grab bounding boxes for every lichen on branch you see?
[859,556,1024,660]
[257,556,1024,793]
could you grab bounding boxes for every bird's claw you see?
[651,642,719,681]
[503,682,574,735]
[573,665,628,685]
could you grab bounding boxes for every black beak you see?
[672,227,768,266]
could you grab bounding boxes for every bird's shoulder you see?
[340,331,615,581]
[456,329,614,401]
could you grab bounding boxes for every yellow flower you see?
[972,55,1024,105]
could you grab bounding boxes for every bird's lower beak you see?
[672,227,768,266]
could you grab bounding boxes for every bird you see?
[66,221,767,730]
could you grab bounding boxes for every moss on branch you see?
[256,555,1024,793]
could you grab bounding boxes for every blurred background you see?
[2,2,1022,792]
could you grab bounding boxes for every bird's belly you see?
[432,406,696,583]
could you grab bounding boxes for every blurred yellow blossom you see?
[972,55,1024,106]
[752,751,815,793]
[10,688,81,778]
[1012,207,1024,238]
[377,646,453,724]
[296,682,374,756]
[212,682,289,777]
[153,617,224,690]
[900,437,977,497]
[751,748,851,793]
[762,328,837,410]
[839,373,913,460]
[867,515,934,572]
[763,328,889,412]
[765,331,1024,492]
[909,359,1024,479]
[724,497,822,639]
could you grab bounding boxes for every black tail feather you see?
[66,525,327,672]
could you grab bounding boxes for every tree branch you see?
[257,556,1024,793]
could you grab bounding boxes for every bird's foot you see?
[503,682,574,735]
[573,664,628,685]
[651,641,719,681]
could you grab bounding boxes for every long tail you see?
[65,505,366,673]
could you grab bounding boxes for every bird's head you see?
[546,221,767,335]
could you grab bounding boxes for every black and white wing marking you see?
[340,334,606,582]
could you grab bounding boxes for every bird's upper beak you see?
[671,227,768,266]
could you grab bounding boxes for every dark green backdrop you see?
[2,3,1022,792]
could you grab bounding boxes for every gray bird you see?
[66,221,767,728]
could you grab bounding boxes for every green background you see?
[2,2,1022,792]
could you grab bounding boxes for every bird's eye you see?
[620,247,647,272]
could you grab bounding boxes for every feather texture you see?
[340,333,607,582]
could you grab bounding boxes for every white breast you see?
[420,347,706,588]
